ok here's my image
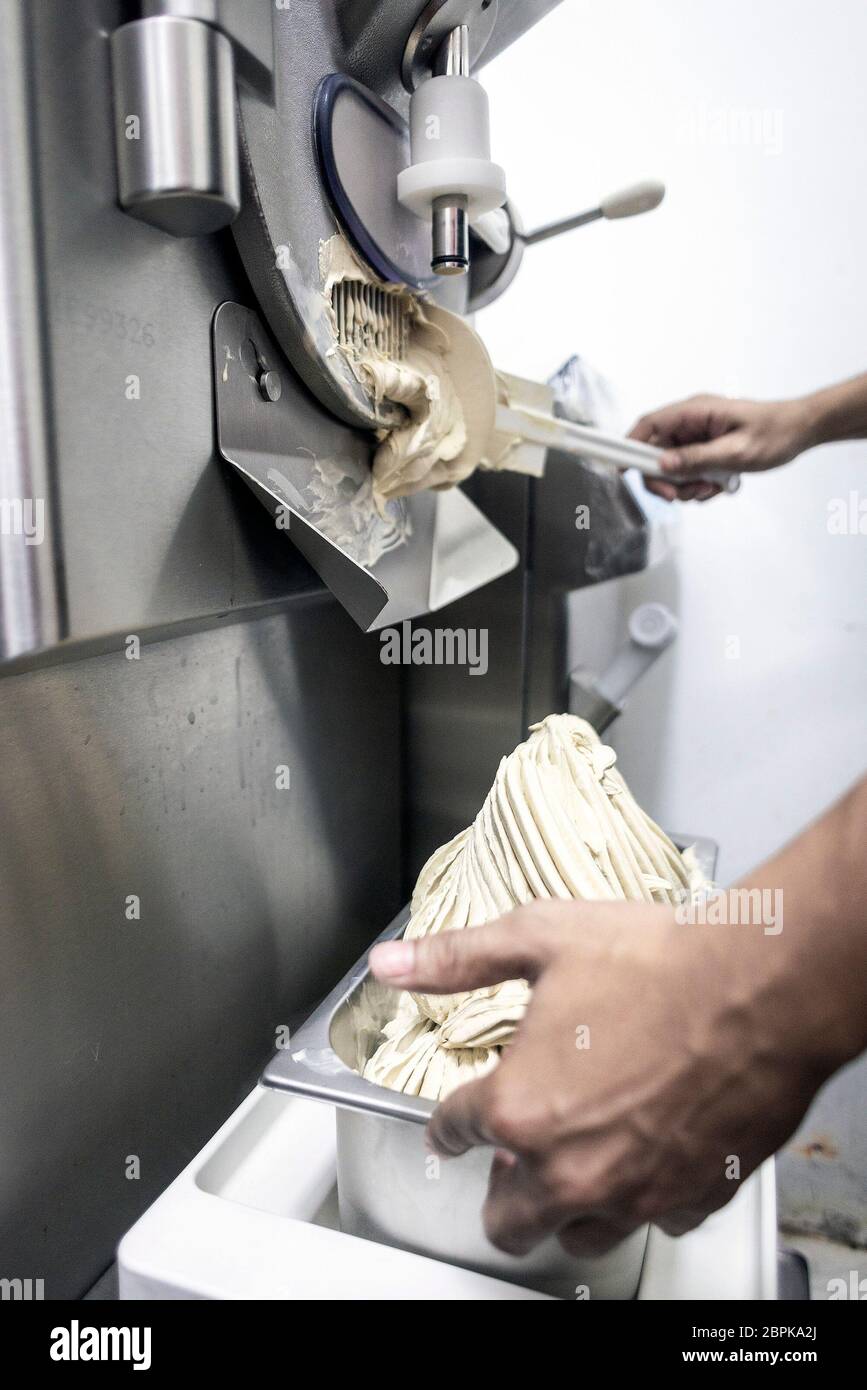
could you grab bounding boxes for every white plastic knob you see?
[600,180,666,220]
[397,75,506,221]
[628,602,678,650]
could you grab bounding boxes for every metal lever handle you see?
[522,179,665,247]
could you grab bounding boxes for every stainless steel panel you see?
[402,457,650,881]
[110,16,241,236]
[12,0,354,654]
[0,0,616,1305]
[5,0,567,658]
[141,0,275,91]
[525,457,650,726]
[0,602,402,1297]
[0,0,63,660]
[402,469,530,881]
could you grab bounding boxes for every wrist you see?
[797,375,867,449]
[791,391,829,452]
[671,897,843,1091]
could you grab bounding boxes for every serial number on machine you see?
[692,1327,818,1341]
[59,292,157,347]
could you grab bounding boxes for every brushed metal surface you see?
[141,0,275,92]
[232,0,556,428]
[212,300,390,631]
[0,0,64,660]
[0,603,402,1298]
[336,0,562,92]
[110,16,241,236]
[0,0,615,1306]
[4,0,567,654]
[401,0,497,92]
[12,0,356,653]
[401,468,531,881]
[525,455,650,726]
[337,1109,647,1299]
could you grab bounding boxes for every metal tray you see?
[261,837,717,1299]
[262,835,717,1112]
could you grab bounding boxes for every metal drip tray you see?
[213,302,518,631]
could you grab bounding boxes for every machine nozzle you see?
[432,195,469,275]
[434,23,470,77]
[397,22,506,280]
[430,28,470,275]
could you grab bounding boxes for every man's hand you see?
[628,393,816,501]
[371,900,817,1256]
[370,770,867,1260]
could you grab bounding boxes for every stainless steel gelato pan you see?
[262,837,717,1299]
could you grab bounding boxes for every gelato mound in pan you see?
[362,714,708,1101]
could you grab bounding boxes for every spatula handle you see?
[494,403,741,494]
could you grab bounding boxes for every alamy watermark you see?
[675,887,783,936]
[1,1276,44,1300]
[380,620,488,675]
[827,491,867,535]
[676,104,784,156]
[50,1321,151,1370]
[0,497,44,546]
[827,1270,866,1300]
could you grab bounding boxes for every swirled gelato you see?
[363,714,707,1101]
[320,235,472,515]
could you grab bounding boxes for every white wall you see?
[480,0,867,880]
[479,0,867,1243]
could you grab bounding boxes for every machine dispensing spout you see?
[430,26,471,274]
[398,13,506,277]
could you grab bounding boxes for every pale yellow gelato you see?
[363,714,707,1100]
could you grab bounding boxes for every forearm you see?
[380,776,867,1248]
[734,776,867,1076]
[801,373,867,447]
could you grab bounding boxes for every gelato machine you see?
[0,0,774,1301]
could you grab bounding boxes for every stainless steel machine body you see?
[0,0,657,1299]
[0,0,408,1297]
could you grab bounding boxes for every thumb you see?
[425,1071,500,1157]
[661,432,742,478]
[369,910,560,994]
